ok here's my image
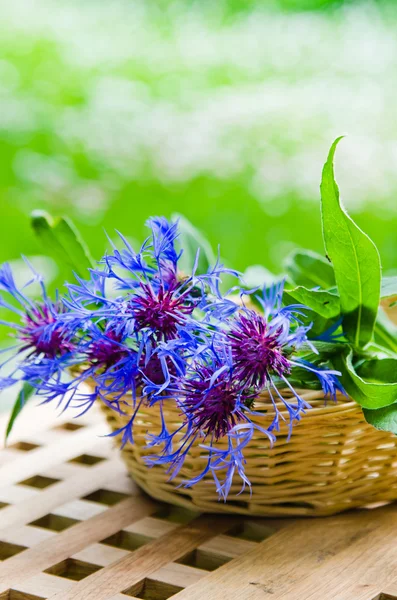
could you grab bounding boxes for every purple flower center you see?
[228,311,290,389]
[183,367,252,441]
[128,283,195,339]
[140,353,169,385]
[89,329,129,369]
[21,303,73,359]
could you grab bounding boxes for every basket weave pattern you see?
[101,389,397,517]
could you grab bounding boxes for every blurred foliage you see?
[0,0,396,307]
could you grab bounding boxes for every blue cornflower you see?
[68,324,171,409]
[182,361,253,441]
[0,217,347,504]
[65,218,215,339]
[225,302,341,402]
[87,325,130,370]
[124,280,197,340]
[145,354,275,498]
[227,309,292,388]
[102,217,182,293]
[0,262,76,401]
[146,281,345,499]
[62,216,235,405]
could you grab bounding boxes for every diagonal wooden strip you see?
[0,483,39,506]
[47,515,236,600]
[1,523,55,548]
[0,401,103,446]
[262,505,397,600]
[0,448,31,468]
[150,562,207,589]
[5,571,75,597]
[0,495,156,591]
[199,534,257,559]
[71,542,130,568]
[0,401,57,441]
[168,506,397,600]
[0,422,109,489]
[0,457,130,532]
[376,583,397,599]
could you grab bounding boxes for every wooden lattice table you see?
[0,403,396,600]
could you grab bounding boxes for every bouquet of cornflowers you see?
[1,139,397,503]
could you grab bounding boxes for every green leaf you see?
[31,211,94,280]
[333,349,397,409]
[357,358,397,383]
[320,138,381,348]
[5,382,35,442]
[363,404,397,434]
[283,285,341,338]
[374,310,397,355]
[172,214,215,275]
[287,345,345,389]
[284,286,340,319]
[300,340,345,356]
[284,249,336,289]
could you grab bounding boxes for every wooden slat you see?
[0,422,108,489]
[71,542,130,568]
[1,402,397,600]
[0,398,102,446]
[150,562,207,588]
[170,506,397,600]
[264,506,397,600]
[1,524,55,549]
[47,515,236,600]
[0,458,129,532]
[7,572,75,597]
[199,534,257,559]
[0,497,155,591]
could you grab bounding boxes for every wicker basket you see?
[101,388,397,517]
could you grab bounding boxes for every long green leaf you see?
[31,211,94,280]
[172,213,215,275]
[284,286,340,319]
[333,349,397,409]
[363,404,397,434]
[283,285,341,338]
[5,382,35,442]
[320,138,381,348]
[284,249,336,289]
[374,310,397,355]
[357,358,397,383]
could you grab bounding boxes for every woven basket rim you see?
[100,386,397,517]
[103,386,356,420]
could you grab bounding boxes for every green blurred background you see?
[1,0,396,296]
